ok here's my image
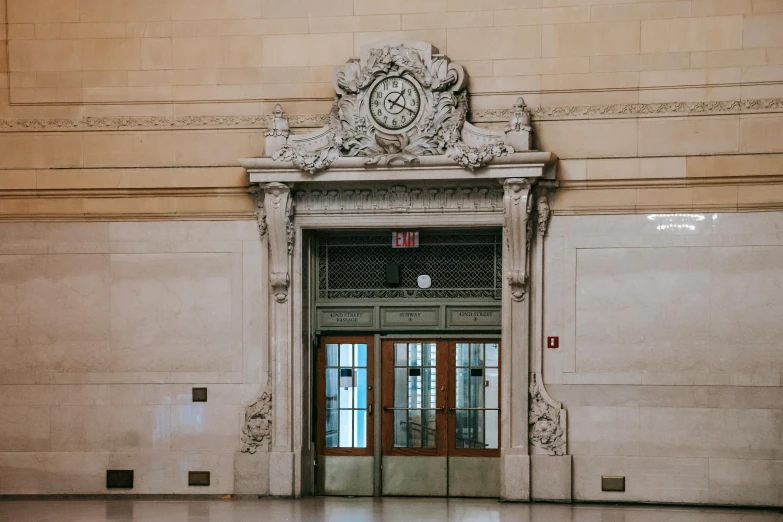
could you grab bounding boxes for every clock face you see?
[369,76,421,131]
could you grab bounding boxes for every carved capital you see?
[264,183,293,303]
[240,387,273,454]
[503,178,532,301]
[529,374,566,456]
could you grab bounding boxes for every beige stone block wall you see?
[543,213,783,506]
[0,220,267,495]
[0,0,780,108]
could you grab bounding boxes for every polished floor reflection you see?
[1,498,781,522]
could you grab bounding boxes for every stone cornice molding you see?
[474,97,783,122]
[3,98,780,133]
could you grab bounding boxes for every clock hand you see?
[387,94,406,110]
[389,97,416,116]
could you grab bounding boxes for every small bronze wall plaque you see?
[189,471,211,487]
[447,307,502,327]
[192,387,207,402]
[381,307,439,328]
[106,470,134,489]
[317,308,374,328]
[601,476,625,492]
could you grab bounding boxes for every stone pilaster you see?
[264,182,296,496]
[501,178,533,501]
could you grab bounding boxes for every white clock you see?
[417,275,432,289]
[369,76,422,132]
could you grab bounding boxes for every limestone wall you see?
[0,221,268,494]
[0,0,781,503]
[0,0,781,219]
[543,212,783,506]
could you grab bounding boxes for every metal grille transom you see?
[317,231,502,300]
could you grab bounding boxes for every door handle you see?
[368,404,373,416]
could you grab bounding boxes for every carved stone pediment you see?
[270,40,533,174]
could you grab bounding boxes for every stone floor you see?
[0,498,781,522]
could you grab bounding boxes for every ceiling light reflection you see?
[647,213,705,232]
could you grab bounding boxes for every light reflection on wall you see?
[647,213,707,231]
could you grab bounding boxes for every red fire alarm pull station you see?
[547,336,559,349]
[392,231,419,248]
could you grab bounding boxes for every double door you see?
[316,336,500,497]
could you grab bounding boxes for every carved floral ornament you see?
[241,387,273,454]
[270,42,520,174]
[529,374,566,456]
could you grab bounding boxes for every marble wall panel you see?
[109,253,240,373]
[0,254,111,374]
[0,221,262,495]
[0,406,51,451]
[707,458,783,506]
[170,404,242,451]
[575,247,711,373]
[0,452,109,494]
[638,407,783,459]
[709,246,783,373]
[567,406,640,456]
[572,455,709,504]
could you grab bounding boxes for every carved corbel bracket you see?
[264,182,294,303]
[503,178,533,301]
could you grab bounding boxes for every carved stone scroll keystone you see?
[264,183,293,303]
[504,178,533,301]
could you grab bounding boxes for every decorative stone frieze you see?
[2,98,781,133]
[292,185,504,214]
[240,388,273,454]
[529,374,566,457]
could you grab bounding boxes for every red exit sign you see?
[392,231,419,248]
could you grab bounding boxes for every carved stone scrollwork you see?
[537,192,551,237]
[270,272,290,303]
[529,374,566,456]
[504,178,533,301]
[240,387,273,454]
[271,41,514,174]
[264,182,293,303]
[249,185,267,238]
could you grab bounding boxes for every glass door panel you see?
[382,341,447,456]
[449,341,500,457]
[317,336,374,456]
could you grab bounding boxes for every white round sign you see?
[417,275,432,289]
